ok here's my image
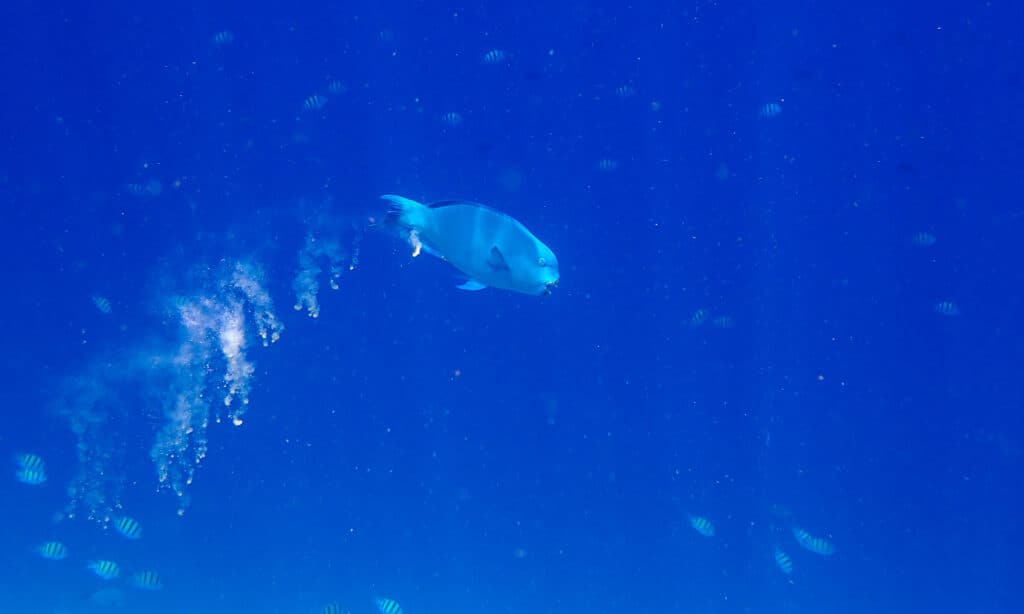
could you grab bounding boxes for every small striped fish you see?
[212,31,235,47]
[304,95,328,111]
[759,102,783,118]
[934,300,960,316]
[482,49,506,64]
[17,453,45,471]
[131,570,163,590]
[441,112,463,126]
[38,541,68,560]
[773,546,793,575]
[792,527,835,556]
[16,467,46,485]
[688,515,715,537]
[322,602,348,614]
[376,597,403,614]
[88,560,121,580]
[113,516,143,539]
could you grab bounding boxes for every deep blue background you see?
[0,1,1021,612]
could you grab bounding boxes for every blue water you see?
[1,1,1021,612]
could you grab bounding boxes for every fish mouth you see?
[543,279,559,295]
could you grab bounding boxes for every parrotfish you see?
[382,194,560,296]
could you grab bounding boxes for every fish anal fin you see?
[457,280,488,291]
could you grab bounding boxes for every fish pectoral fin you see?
[457,280,488,291]
[487,246,510,271]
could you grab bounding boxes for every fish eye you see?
[538,257,546,266]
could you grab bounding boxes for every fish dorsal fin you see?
[457,280,488,291]
[487,246,510,271]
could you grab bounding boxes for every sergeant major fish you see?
[382,194,559,296]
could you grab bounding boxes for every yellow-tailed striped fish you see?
[113,516,143,539]
[792,527,835,556]
[773,546,793,575]
[17,453,45,471]
[322,602,349,614]
[88,559,121,580]
[16,467,46,485]
[38,541,68,560]
[375,597,403,614]
[131,570,163,590]
[688,515,715,537]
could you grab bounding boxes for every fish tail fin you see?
[380,194,429,231]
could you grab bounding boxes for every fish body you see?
[376,598,403,614]
[382,195,559,296]
[688,515,715,537]
[38,541,68,560]
[113,516,143,539]
[792,527,835,556]
[88,560,121,580]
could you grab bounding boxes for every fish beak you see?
[543,279,559,296]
